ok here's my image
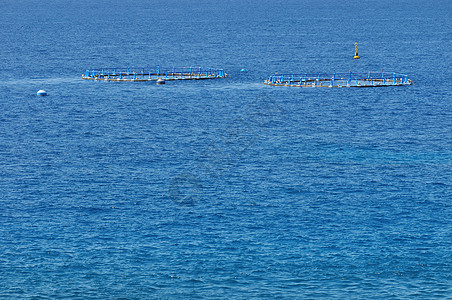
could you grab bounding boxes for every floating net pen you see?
[264,72,413,88]
[82,67,227,81]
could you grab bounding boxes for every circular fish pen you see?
[264,72,413,88]
[82,67,227,82]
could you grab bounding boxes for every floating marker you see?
[240,68,247,72]
[37,90,47,96]
[353,42,360,59]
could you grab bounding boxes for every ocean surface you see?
[1,0,451,298]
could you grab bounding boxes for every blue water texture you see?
[1,0,451,298]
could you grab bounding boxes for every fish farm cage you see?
[82,67,227,81]
[264,72,413,88]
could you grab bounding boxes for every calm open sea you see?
[1,0,451,298]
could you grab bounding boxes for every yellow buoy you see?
[353,42,360,59]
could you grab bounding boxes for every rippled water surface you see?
[1,0,451,298]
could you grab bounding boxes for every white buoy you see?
[37,90,47,96]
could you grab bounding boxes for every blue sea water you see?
[1,0,451,298]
